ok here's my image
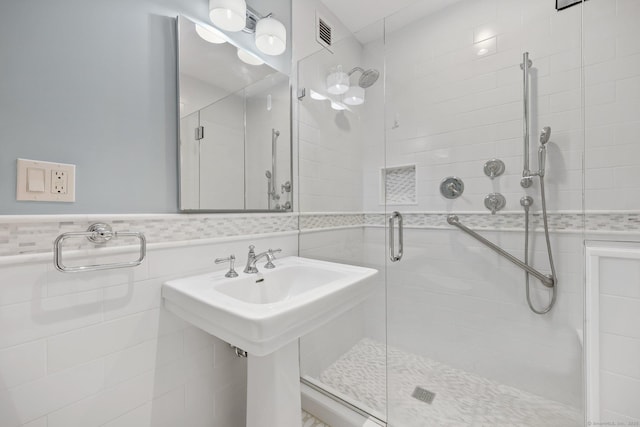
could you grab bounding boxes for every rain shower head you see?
[539,126,551,145]
[348,67,380,88]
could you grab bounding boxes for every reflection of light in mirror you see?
[237,48,264,66]
[343,86,365,106]
[267,94,272,111]
[326,66,349,95]
[330,101,346,111]
[473,36,496,58]
[474,27,496,43]
[434,149,450,159]
[309,89,327,100]
[195,23,226,44]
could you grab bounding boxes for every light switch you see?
[16,158,75,202]
[27,168,46,192]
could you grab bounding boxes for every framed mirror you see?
[177,16,292,212]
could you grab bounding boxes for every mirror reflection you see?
[178,16,292,211]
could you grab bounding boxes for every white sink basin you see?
[162,256,378,356]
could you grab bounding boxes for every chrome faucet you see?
[244,245,282,274]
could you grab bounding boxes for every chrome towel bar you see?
[53,223,146,273]
[447,215,554,288]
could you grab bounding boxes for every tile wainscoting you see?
[2,210,639,259]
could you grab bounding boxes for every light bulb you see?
[195,24,226,44]
[309,89,327,100]
[331,101,346,111]
[255,17,286,55]
[326,66,349,95]
[237,48,264,66]
[343,86,365,105]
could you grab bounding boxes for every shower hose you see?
[524,175,557,314]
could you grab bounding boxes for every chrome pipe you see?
[521,52,533,188]
[271,128,279,199]
[447,215,554,288]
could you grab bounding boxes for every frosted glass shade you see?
[326,67,349,95]
[195,24,226,44]
[255,17,286,56]
[237,48,264,66]
[330,101,346,111]
[343,86,365,105]
[209,0,247,32]
[309,89,327,100]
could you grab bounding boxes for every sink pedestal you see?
[246,340,301,427]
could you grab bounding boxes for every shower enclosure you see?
[297,0,598,425]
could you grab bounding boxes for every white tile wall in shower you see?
[360,0,585,213]
[584,0,640,211]
[0,229,297,427]
[586,242,640,423]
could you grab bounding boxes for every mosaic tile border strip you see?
[299,212,640,234]
[0,213,298,257]
[299,213,364,230]
[363,212,640,233]
[2,211,639,257]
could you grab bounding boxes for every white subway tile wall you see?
[585,0,640,210]
[295,0,637,422]
[588,243,640,423]
[0,229,297,427]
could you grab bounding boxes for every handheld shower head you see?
[539,126,551,145]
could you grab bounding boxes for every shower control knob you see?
[484,159,505,179]
[440,177,464,199]
[484,193,506,215]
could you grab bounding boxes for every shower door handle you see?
[389,211,404,262]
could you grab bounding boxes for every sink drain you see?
[412,386,436,404]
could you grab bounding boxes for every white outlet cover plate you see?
[16,158,76,202]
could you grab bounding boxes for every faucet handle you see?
[264,249,282,269]
[248,245,255,255]
[215,255,239,278]
[268,248,282,258]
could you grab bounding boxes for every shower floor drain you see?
[412,386,436,404]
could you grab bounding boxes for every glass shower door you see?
[297,20,388,423]
[383,0,584,425]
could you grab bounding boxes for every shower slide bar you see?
[54,223,146,273]
[447,215,554,288]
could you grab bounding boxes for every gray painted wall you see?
[0,0,291,214]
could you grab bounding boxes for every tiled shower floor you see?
[317,338,582,427]
[302,410,330,426]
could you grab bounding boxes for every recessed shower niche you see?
[380,164,416,205]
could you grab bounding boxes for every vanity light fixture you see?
[208,0,287,57]
[195,23,227,44]
[343,86,365,105]
[237,48,264,66]
[255,16,286,55]
[209,0,247,32]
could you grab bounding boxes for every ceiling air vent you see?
[316,13,333,51]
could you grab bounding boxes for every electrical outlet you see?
[51,170,68,194]
[16,159,75,202]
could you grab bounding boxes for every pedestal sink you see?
[162,256,377,427]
